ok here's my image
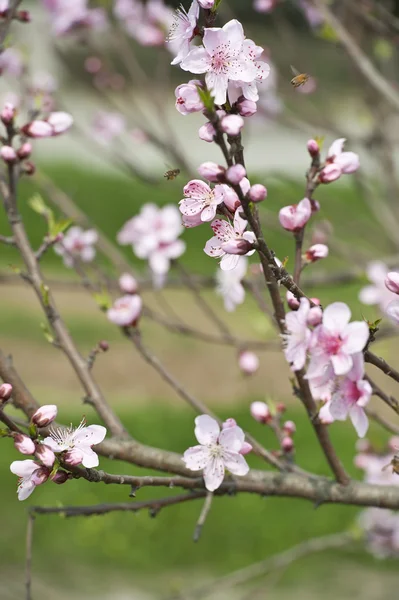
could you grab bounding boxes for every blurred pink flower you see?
[107,294,142,327]
[359,261,399,313]
[238,350,259,375]
[319,138,359,183]
[253,0,277,12]
[175,80,204,115]
[216,256,247,312]
[0,48,23,76]
[42,0,107,35]
[54,226,98,267]
[92,111,125,145]
[279,198,312,232]
[168,0,199,66]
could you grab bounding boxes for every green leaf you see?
[314,136,325,152]
[196,86,215,113]
[41,322,54,344]
[93,289,112,311]
[29,423,37,439]
[28,194,55,229]
[317,23,339,42]
[211,0,223,12]
[49,218,73,239]
[373,38,393,61]
[0,428,9,437]
[40,283,50,307]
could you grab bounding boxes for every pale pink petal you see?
[201,205,217,222]
[74,424,106,446]
[335,151,359,174]
[149,252,169,274]
[331,352,353,376]
[183,179,211,199]
[203,456,225,491]
[204,236,224,258]
[79,447,100,468]
[330,392,353,420]
[181,47,210,73]
[327,138,346,159]
[206,71,229,105]
[348,352,365,381]
[18,480,36,501]
[342,321,369,354]
[10,459,38,477]
[319,401,334,424]
[221,19,245,53]
[219,426,245,452]
[359,285,381,305]
[223,451,249,476]
[220,253,240,271]
[350,406,369,438]
[41,436,65,452]
[194,414,220,445]
[305,352,330,379]
[183,445,211,471]
[322,302,351,334]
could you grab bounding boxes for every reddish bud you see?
[283,420,296,435]
[221,238,253,255]
[250,401,270,423]
[17,10,31,22]
[14,434,35,455]
[0,383,12,401]
[307,305,323,327]
[0,145,16,163]
[248,184,267,203]
[279,198,312,232]
[84,56,102,74]
[64,448,83,466]
[281,436,294,452]
[237,97,257,117]
[119,273,138,294]
[221,114,244,136]
[319,163,342,184]
[226,164,246,185]
[276,403,286,414]
[197,161,225,182]
[385,272,399,295]
[305,243,329,263]
[198,122,216,143]
[17,142,32,159]
[307,139,319,157]
[286,291,300,310]
[31,404,57,428]
[51,470,69,484]
[31,466,50,486]
[1,102,15,124]
[99,340,109,352]
[35,444,56,468]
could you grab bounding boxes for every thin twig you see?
[365,350,399,387]
[193,491,213,542]
[25,513,34,600]
[365,374,399,414]
[365,407,399,436]
[0,234,15,245]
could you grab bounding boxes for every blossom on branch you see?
[107,294,142,327]
[54,226,98,268]
[283,297,312,371]
[216,256,247,312]
[204,209,256,271]
[279,198,312,232]
[179,179,225,222]
[43,419,106,468]
[168,0,199,66]
[319,138,359,184]
[10,460,49,501]
[359,261,399,314]
[42,0,107,36]
[175,80,204,115]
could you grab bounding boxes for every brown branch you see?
[193,491,213,542]
[0,234,15,245]
[365,350,399,387]
[365,407,399,436]
[365,374,399,414]
[293,230,304,285]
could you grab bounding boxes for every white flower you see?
[183,415,249,491]
[204,209,256,271]
[43,420,106,468]
[168,1,199,65]
[216,257,247,311]
[282,298,312,371]
[10,460,47,501]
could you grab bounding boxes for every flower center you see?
[322,333,343,356]
[211,47,231,74]
[208,444,224,459]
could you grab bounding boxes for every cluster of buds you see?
[250,401,295,455]
[285,292,322,326]
[0,1,30,21]
[107,273,142,327]
[306,138,360,185]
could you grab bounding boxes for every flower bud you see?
[319,163,342,184]
[307,139,319,157]
[221,114,244,136]
[14,434,35,455]
[279,198,312,232]
[385,272,399,295]
[17,142,32,159]
[99,340,109,352]
[22,120,53,138]
[35,444,56,468]
[63,448,83,466]
[276,403,286,414]
[31,466,50,486]
[23,161,35,175]
[283,420,296,435]
[250,401,270,423]
[248,184,267,203]
[1,102,15,124]
[119,273,138,294]
[47,111,73,135]
[31,404,58,428]
[281,436,294,452]
[51,470,69,484]
[305,244,329,262]
[237,97,257,117]
[239,351,259,375]
[239,441,253,455]
[17,10,31,22]
[221,238,253,255]
[198,122,216,142]
[226,164,246,185]
[197,161,225,182]
[0,383,12,401]
[221,184,240,212]
[307,305,323,327]
[0,145,16,163]
[286,291,300,310]
[222,418,237,429]
[197,0,215,8]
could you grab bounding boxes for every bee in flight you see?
[382,453,399,475]
[290,65,310,88]
[164,168,181,181]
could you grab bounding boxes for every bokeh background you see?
[1,1,399,598]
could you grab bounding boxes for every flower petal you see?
[17,480,36,501]
[181,47,210,73]
[331,352,353,376]
[183,445,211,471]
[342,321,369,354]
[350,406,369,438]
[322,302,351,334]
[74,424,106,446]
[329,393,352,421]
[203,457,225,491]
[223,451,249,476]
[10,459,38,477]
[219,426,245,452]
[80,448,100,468]
[194,414,220,444]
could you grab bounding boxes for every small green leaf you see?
[314,136,325,151]
[196,85,215,112]
[317,23,339,42]
[40,283,50,306]
[373,38,393,61]
[28,194,55,229]
[93,289,112,311]
[8,264,21,275]
[29,423,37,439]
[0,428,9,437]
[41,323,55,344]
[49,218,73,239]
[211,0,223,12]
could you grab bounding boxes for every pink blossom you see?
[238,350,259,375]
[237,97,257,116]
[54,226,98,268]
[305,243,329,262]
[318,163,342,184]
[358,508,399,559]
[0,48,23,76]
[32,405,57,428]
[229,39,270,102]
[279,198,312,232]
[319,399,334,424]
[92,111,125,145]
[179,179,225,222]
[281,436,294,452]
[1,102,16,124]
[221,114,244,136]
[298,0,324,27]
[286,290,300,310]
[386,299,399,324]
[181,20,257,105]
[183,415,249,491]
[222,177,250,212]
[30,71,58,95]
[248,184,267,203]
[22,112,73,138]
[168,1,199,65]
[43,419,106,468]
[283,297,312,371]
[307,305,323,327]
[22,121,54,138]
[307,139,319,157]
[47,112,74,135]
[182,212,203,228]
[319,138,359,183]
[0,0,8,13]
[14,434,35,456]
[306,302,369,378]
[0,146,16,163]
[35,444,56,468]
[250,401,270,423]
[175,80,204,115]
[197,0,215,7]
[115,0,173,47]
[43,0,107,36]
[222,418,252,455]
[64,448,84,466]
[199,122,216,142]
[197,162,225,182]
[385,272,399,295]
[253,0,277,12]
[204,209,256,271]
[216,256,247,312]
[283,420,296,435]
[10,460,49,501]
[359,261,398,313]
[119,273,138,294]
[0,382,12,401]
[17,143,32,159]
[107,294,142,327]
[328,354,372,437]
[226,164,246,185]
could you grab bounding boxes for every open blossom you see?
[107,294,142,327]
[175,80,204,115]
[180,20,257,105]
[216,256,247,312]
[182,415,249,491]
[239,350,259,375]
[42,0,107,36]
[179,180,225,222]
[43,420,106,468]
[319,138,359,183]
[305,244,329,262]
[10,460,49,501]
[229,39,270,102]
[115,0,173,47]
[54,226,98,268]
[168,1,199,65]
[204,209,256,271]
[0,48,24,76]
[306,302,369,378]
[359,261,399,313]
[283,298,312,371]
[91,111,125,144]
[329,354,372,437]
[279,198,312,232]
[359,508,399,559]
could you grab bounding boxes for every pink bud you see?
[319,163,342,183]
[355,439,372,453]
[307,305,323,326]
[286,291,300,310]
[198,122,216,143]
[305,243,329,262]
[85,56,102,74]
[283,420,296,435]
[237,97,257,117]
[14,434,35,455]
[239,441,253,455]
[0,383,12,401]
[17,142,32,159]
[250,401,270,423]
[24,161,35,175]
[310,297,321,305]
[276,403,286,414]
[221,238,253,255]
[64,448,84,466]
[35,444,56,468]
[388,436,399,451]
[31,466,50,486]
[279,198,312,232]
[51,470,69,484]
[1,102,15,124]
[17,9,30,22]
[281,436,294,452]
[119,273,138,294]
[99,340,109,352]
[0,145,16,163]
[239,351,259,375]
[385,272,399,295]
[248,184,267,203]
[222,184,240,212]
[221,114,244,136]
[226,164,246,185]
[47,111,73,135]
[31,404,58,428]
[197,0,215,7]
[307,139,319,157]
[22,120,53,138]
[197,161,225,182]
[222,418,237,429]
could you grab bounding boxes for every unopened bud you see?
[276,403,286,414]
[0,383,12,401]
[250,401,270,423]
[222,418,237,429]
[307,305,323,327]
[198,122,216,143]
[248,184,267,203]
[307,139,319,157]
[23,161,35,175]
[1,102,16,124]
[226,164,246,185]
[305,244,329,262]
[17,142,32,159]
[51,469,69,484]
[319,163,342,184]
[221,114,244,136]
[239,351,259,375]
[119,273,138,294]
[197,161,225,182]
[286,291,300,310]
[197,0,215,8]
[14,434,35,455]
[385,272,399,295]
[99,340,109,352]
[281,436,294,452]
[17,10,31,22]
[31,404,57,428]
[63,448,83,466]
[32,466,50,486]
[239,441,253,455]
[0,145,16,163]
[283,420,296,435]
[35,444,56,468]
[221,238,253,255]
[237,97,257,117]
